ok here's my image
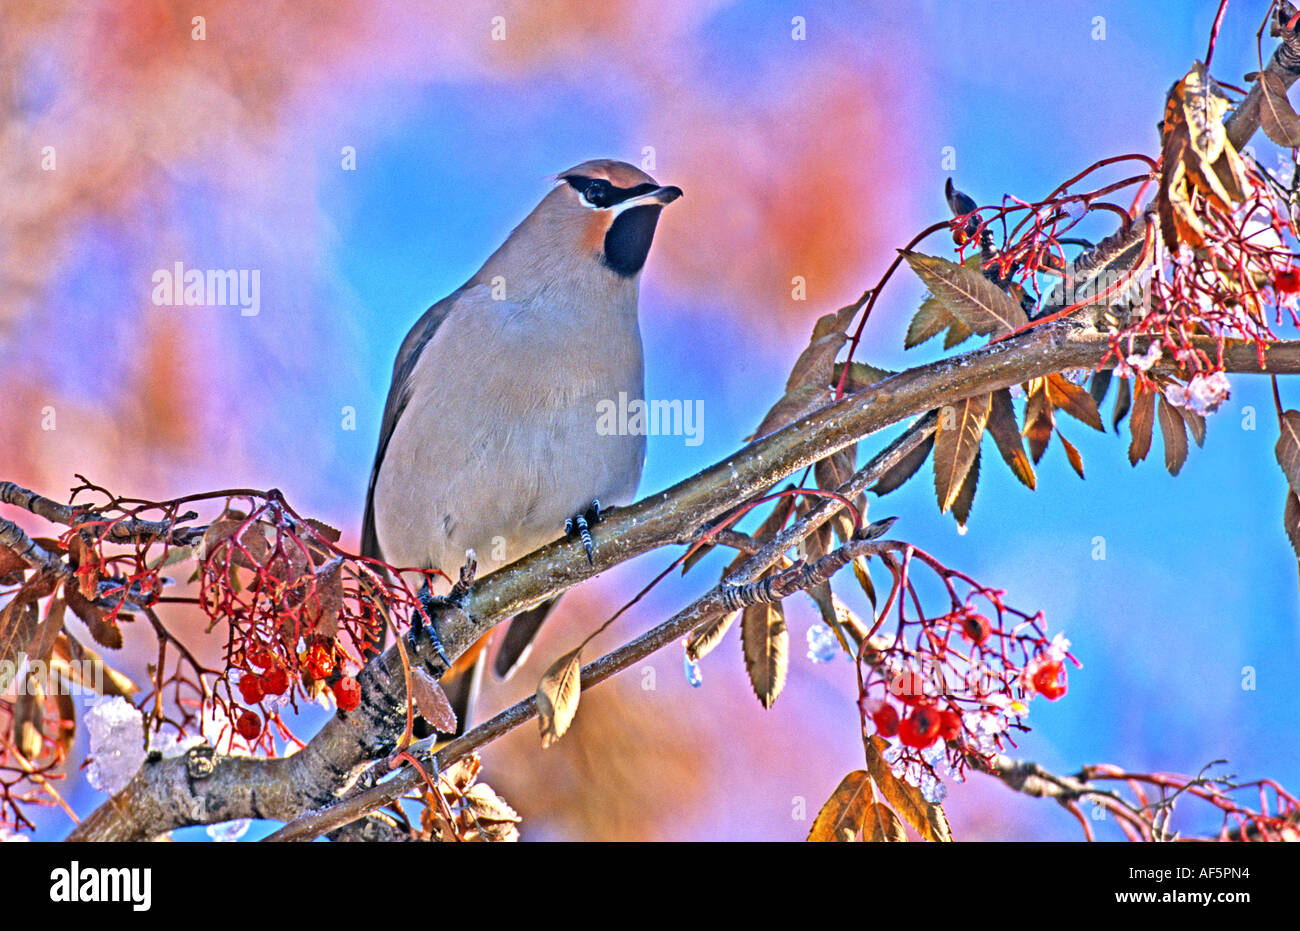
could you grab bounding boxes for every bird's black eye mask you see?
[563,175,660,209]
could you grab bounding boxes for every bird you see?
[361,158,682,735]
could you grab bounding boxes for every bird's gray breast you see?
[372,294,645,579]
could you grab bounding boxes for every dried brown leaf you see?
[684,610,739,663]
[950,448,980,528]
[1112,375,1133,431]
[1023,378,1055,463]
[65,586,123,650]
[1181,407,1207,447]
[52,633,139,696]
[866,801,908,843]
[901,251,1028,337]
[1159,395,1190,475]
[537,647,583,748]
[1128,383,1156,465]
[872,431,934,496]
[1260,71,1300,146]
[864,736,953,842]
[411,667,458,735]
[1276,410,1300,496]
[1089,369,1113,408]
[807,770,873,842]
[904,294,955,349]
[1045,373,1105,431]
[986,388,1036,490]
[1056,429,1085,479]
[742,599,787,709]
[0,546,26,586]
[933,393,991,512]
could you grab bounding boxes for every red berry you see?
[938,709,963,741]
[1276,268,1300,293]
[870,702,900,738]
[898,705,942,748]
[333,675,361,711]
[236,710,261,741]
[247,647,273,670]
[1032,661,1067,700]
[961,613,991,645]
[890,669,927,705]
[261,667,289,696]
[307,645,334,680]
[238,674,264,705]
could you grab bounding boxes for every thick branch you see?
[62,324,1300,840]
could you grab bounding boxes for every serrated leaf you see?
[684,610,739,662]
[904,294,955,349]
[1045,373,1104,431]
[863,736,952,842]
[1181,407,1206,447]
[52,633,139,696]
[537,647,583,748]
[750,303,860,440]
[1276,410,1300,496]
[934,393,991,512]
[866,801,908,843]
[833,361,896,393]
[1285,491,1300,559]
[872,431,934,496]
[901,251,1028,338]
[1112,375,1132,431]
[306,517,343,544]
[411,667,458,735]
[942,316,975,349]
[65,586,123,650]
[1128,383,1156,465]
[27,597,65,666]
[1158,395,1190,475]
[1260,71,1300,146]
[0,600,39,671]
[1057,429,1085,479]
[1023,378,1054,463]
[1089,369,1113,407]
[986,388,1036,490]
[742,600,787,709]
[950,448,980,528]
[807,770,873,841]
[0,571,58,667]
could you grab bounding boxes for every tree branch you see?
[60,322,1300,840]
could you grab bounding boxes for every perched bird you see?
[362,159,682,733]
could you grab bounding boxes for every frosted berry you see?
[236,710,261,741]
[898,704,942,748]
[1032,661,1067,700]
[262,666,290,696]
[333,676,361,712]
[238,674,264,705]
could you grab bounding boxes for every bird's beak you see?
[612,185,684,214]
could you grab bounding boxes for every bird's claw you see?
[565,499,604,565]
[411,583,462,669]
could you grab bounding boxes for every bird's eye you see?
[582,179,613,208]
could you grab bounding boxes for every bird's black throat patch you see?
[603,205,663,277]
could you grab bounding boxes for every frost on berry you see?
[851,545,1079,800]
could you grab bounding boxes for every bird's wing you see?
[360,285,482,562]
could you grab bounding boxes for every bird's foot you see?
[410,577,471,671]
[564,499,608,565]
